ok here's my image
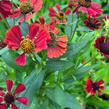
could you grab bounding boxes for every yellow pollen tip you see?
[20,38,35,54]
[56,12,65,20]
[19,1,33,14]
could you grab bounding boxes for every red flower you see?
[35,16,68,58]
[84,16,102,30]
[94,36,109,59]
[10,0,43,23]
[68,0,103,16]
[5,24,50,65]
[0,80,28,109]
[85,78,105,96]
[47,32,68,58]
[48,4,71,24]
[0,0,12,19]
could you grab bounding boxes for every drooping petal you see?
[48,6,57,17]
[65,8,71,15]
[85,78,93,86]
[16,97,28,105]
[14,83,26,95]
[12,104,19,109]
[98,80,105,85]
[0,91,5,97]
[6,80,13,92]
[100,86,105,90]
[15,53,26,66]
[5,26,23,49]
[0,104,6,109]
[85,87,92,93]
[10,9,21,18]
[63,19,67,24]
[91,89,96,96]
[34,29,50,50]
[55,4,61,12]
[98,90,103,95]
[0,97,3,103]
[29,24,39,40]
[39,16,45,24]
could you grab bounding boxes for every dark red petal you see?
[100,86,105,90]
[15,53,26,66]
[98,80,104,85]
[0,91,5,97]
[85,87,92,93]
[55,4,61,12]
[65,8,71,15]
[85,78,93,86]
[6,80,13,92]
[0,97,3,103]
[12,103,19,109]
[39,16,45,24]
[16,97,28,105]
[48,6,57,17]
[29,24,39,40]
[98,90,103,95]
[5,26,22,49]
[14,83,26,95]
[0,104,6,109]
[91,89,96,96]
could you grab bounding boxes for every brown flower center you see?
[19,2,33,14]
[20,38,35,54]
[78,0,91,7]
[48,32,56,47]
[4,92,16,104]
[56,12,65,20]
[93,82,100,90]
[99,42,109,55]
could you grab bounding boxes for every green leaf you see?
[46,59,73,71]
[87,96,109,107]
[63,32,95,57]
[45,86,84,109]
[0,47,8,55]
[18,68,45,109]
[65,12,72,37]
[77,27,93,32]
[1,50,35,72]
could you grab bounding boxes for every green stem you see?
[11,0,15,26]
[71,18,79,40]
[0,13,10,29]
[78,54,99,70]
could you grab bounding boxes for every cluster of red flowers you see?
[0,0,108,107]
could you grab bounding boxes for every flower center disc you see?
[56,12,65,20]
[19,2,33,14]
[93,83,100,90]
[4,92,16,104]
[48,32,56,47]
[20,38,35,54]
[78,0,91,7]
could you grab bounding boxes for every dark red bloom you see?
[84,16,102,30]
[0,80,28,109]
[85,78,105,96]
[0,0,12,19]
[5,24,50,65]
[68,0,103,16]
[10,0,43,23]
[94,36,109,58]
[48,4,71,24]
